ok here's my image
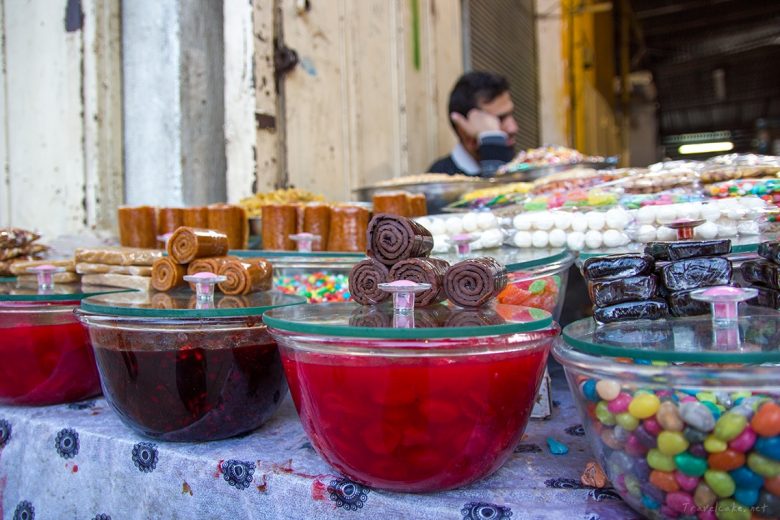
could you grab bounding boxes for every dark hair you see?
[448,71,510,132]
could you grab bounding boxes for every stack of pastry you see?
[160,226,273,295]
[0,228,50,275]
[10,259,79,284]
[372,191,427,218]
[75,247,164,291]
[261,203,371,252]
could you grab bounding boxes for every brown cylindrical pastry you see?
[208,204,249,250]
[373,192,411,217]
[444,257,507,308]
[328,205,370,252]
[167,227,229,264]
[157,207,184,247]
[151,257,187,291]
[217,258,273,295]
[445,308,505,327]
[117,206,158,248]
[367,213,433,265]
[303,203,331,252]
[182,206,209,228]
[349,258,390,305]
[262,204,298,251]
[408,193,427,217]
[388,257,449,306]
[151,291,182,310]
[187,255,238,278]
[217,295,251,309]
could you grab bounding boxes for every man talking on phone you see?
[427,71,519,177]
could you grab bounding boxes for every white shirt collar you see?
[451,143,480,175]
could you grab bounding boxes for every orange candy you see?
[751,402,780,437]
[765,475,780,496]
[649,470,680,493]
[707,450,745,471]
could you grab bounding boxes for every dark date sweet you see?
[593,299,669,324]
[581,254,654,281]
[659,257,732,292]
[645,239,731,261]
[588,275,657,308]
[758,241,780,265]
[742,260,780,290]
[666,288,711,317]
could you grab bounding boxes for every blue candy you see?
[734,487,759,507]
[582,379,599,402]
[730,466,764,489]
[641,494,660,510]
[546,437,569,455]
[755,436,780,461]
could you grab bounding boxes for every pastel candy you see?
[628,393,661,419]
[684,426,708,444]
[714,499,751,520]
[755,436,780,460]
[607,393,632,414]
[751,402,780,437]
[674,452,708,477]
[680,401,716,432]
[733,487,759,507]
[649,469,679,492]
[595,380,621,401]
[615,413,639,432]
[747,452,780,478]
[713,413,747,442]
[703,469,735,497]
[707,449,745,471]
[658,431,690,456]
[595,401,616,425]
[665,491,695,514]
[704,435,727,453]
[674,471,700,492]
[635,426,658,449]
[694,482,717,509]
[729,466,764,489]
[728,427,756,453]
[647,448,676,472]
[756,490,780,518]
[657,401,685,432]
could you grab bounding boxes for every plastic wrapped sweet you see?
[302,204,330,252]
[581,254,654,281]
[758,241,780,264]
[367,214,433,266]
[444,257,507,308]
[208,204,248,250]
[388,257,449,306]
[666,288,711,317]
[659,257,732,291]
[593,299,668,323]
[749,285,780,310]
[644,239,731,261]
[75,247,163,266]
[741,259,780,290]
[588,275,657,308]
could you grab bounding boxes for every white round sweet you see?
[677,203,701,220]
[618,232,631,246]
[552,212,573,230]
[566,231,585,251]
[571,217,589,232]
[605,208,630,230]
[636,206,656,225]
[532,230,549,248]
[586,211,606,231]
[655,205,677,225]
[584,230,603,249]
[741,196,766,209]
[470,238,484,250]
[477,212,498,230]
[701,205,721,222]
[717,222,737,237]
[445,216,464,235]
[513,214,532,230]
[513,231,532,248]
[737,220,760,235]
[548,228,567,247]
[432,235,450,253]
[533,212,554,230]
[602,229,623,248]
[461,213,479,232]
[726,207,749,221]
[656,226,677,241]
[416,217,432,230]
[428,218,446,235]
[694,221,718,239]
[636,225,657,243]
[481,228,504,248]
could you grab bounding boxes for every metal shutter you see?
[466,0,540,150]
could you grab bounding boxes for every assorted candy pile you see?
[497,274,561,314]
[576,377,780,520]
[274,272,351,303]
[707,179,780,205]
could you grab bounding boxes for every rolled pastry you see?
[327,205,370,252]
[182,206,209,228]
[444,257,507,308]
[348,258,390,305]
[167,227,229,264]
[157,207,184,247]
[367,213,433,266]
[151,257,187,291]
[261,204,298,251]
[208,204,248,250]
[117,206,158,248]
[388,257,449,306]
[302,203,331,252]
[217,258,273,295]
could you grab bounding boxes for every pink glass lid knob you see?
[183,271,227,306]
[377,280,431,328]
[452,233,476,256]
[289,233,321,253]
[26,264,66,291]
[691,285,757,325]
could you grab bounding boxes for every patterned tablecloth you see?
[0,364,639,520]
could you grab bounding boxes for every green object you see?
[704,435,728,453]
[704,469,736,498]
[615,412,639,431]
[747,453,780,478]
[595,401,616,426]
[657,431,689,456]
[528,279,547,294]
[715,499,751,520]
[410,0,421,71]
[713,413,747,442]
[624,473,642,498]
[674,452,708,477]
[646,448,676,472]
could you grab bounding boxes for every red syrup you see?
[0,304,100,406]
[279,334,552,492]
[90,326,287,441]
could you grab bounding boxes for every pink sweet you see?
[681,395,698,403]
[660,504,680,518]
[625,434,648,457]
[728,426,756,452]
[607,392,632,414]
[666,491,696,515]
[643,417,662,436]
[697,508,717,520]
[615,474,627,493]
[674,472,700,492]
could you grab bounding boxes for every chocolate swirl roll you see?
[348,306,392,328]
[388,257,449,306]
[444,257,507,308]
[217,258,273,295]
[262,204,298,251]
[303,203,331,252]
[445,308,505,327]
[167,227,230,264]
[156,207,184,247]
[328,205,370,252]
[182,206,209,228]
[367,214,433,266]
[151,257,187,291]
[117,206,158,248]
[349,258,390,305]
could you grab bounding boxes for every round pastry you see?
[636,224,657,243]
[445,216,464,235]
[553,212,573,230]
[481,228,504,249]
[586,211,606,231]
[655,205,677,225]
[548,228,567,247]
[513,214,532,230]
[513,231,532,248]
[656,226,677,241]
[566,231,585,251]
[571,217,589,233]
[462,213,479,232]
[635,206,656,225]
[700,204,721,222]
[477,212,498,230]
[602,229,623,248]
[604,208,629,230]
[584,230,603,249]
[532,230,549,248]
[694,221,718,239]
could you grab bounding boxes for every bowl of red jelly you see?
[76,289,305,441]
[264,301,559,492]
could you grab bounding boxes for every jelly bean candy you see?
[729,466,764,489]
[675,452,708,477]
[674,471,699,492]
[658,431,690,456]
[732,487,759,507]
[713,413,747,442]
[615,413,639,432]
[649,469,679,492]
[704,435,728,453]
[755,436,780,461]
[680,401,717,432]
[751,402,780,437]
[596,380,621,401]
[707,449,745,472]
[595,401,616,426]
[694,482,717,509]
[727,427,756,453]
[628,393,660,420]
[657,401,685,432]
[703,469,735,498]
[714,498,751,520]
[665,491,695,514]
[747,452,780,478]
[756,490,780,518]
[607,393,632,414]
[647,448,676,472]
[582,379,599,402]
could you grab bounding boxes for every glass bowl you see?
[266,301,559,492]
[554,310,780,519]
[0,301,100,406]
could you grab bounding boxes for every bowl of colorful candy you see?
[76,287,304,441]
[265,300,558,492]
[0,270,129,406]
[234,251,364,303]
[554,289,780,519]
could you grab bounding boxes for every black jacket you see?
[427,134,515,176]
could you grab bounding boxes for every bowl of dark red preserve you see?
[76,289,304,441]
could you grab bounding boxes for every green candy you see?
[715,499,751,520]
[697,391,717,404]
[657,431,689,456]
[713,413,747,442]
[615,412,639,431]
[747,453,780,478]
[705,435,728,453]
[528,279,546,294]
[595,401,616,426]
[624,474,641,498]
[647,448,676,472]
[704,469,736,498]
[674,452,708,477]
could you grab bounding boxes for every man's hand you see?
[450,109,501,138]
